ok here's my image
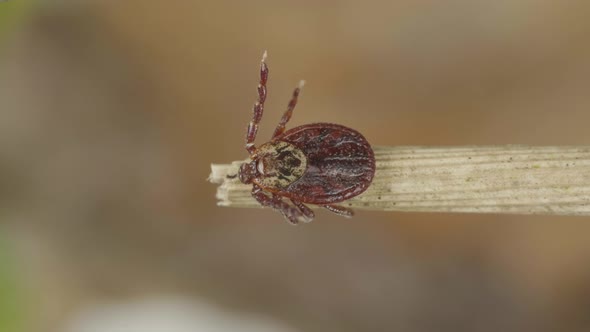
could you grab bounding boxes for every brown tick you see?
[235,51,375,224]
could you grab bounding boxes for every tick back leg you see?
[323,204,354,218]
[272,80,305,138]
[246,51,270,155]
[291,199,315,222]
[251,186,305,224]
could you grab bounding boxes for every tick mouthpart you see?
[238,160,257,184]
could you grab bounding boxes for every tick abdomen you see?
[275,123,375,204]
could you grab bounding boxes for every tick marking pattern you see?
[237,51,375,224]
[276,123,374,204]
[254,141,308,189]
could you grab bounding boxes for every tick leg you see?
[323,204,354,218]
[245,51,270,155]
[272,80,305,139]
[251,186,306,225]
[290,199,315,222]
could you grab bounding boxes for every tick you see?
[236,51,375,224]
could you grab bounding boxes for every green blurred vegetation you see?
[0,232,24,332]
[0,1,34,329]
[0,0,35,49]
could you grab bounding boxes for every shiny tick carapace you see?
[235,51,375,224]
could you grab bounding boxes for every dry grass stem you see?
[209,146,590,216]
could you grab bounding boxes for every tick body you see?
[237,51,375,224]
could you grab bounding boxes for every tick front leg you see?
[245,51,270,155]
[291,199,315,222]
[251,186,306,225]
[323,204,354,218]
[272,80,305,139]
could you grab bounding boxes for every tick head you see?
[238,160,257,184]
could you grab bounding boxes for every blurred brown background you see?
[1,1,590,331]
